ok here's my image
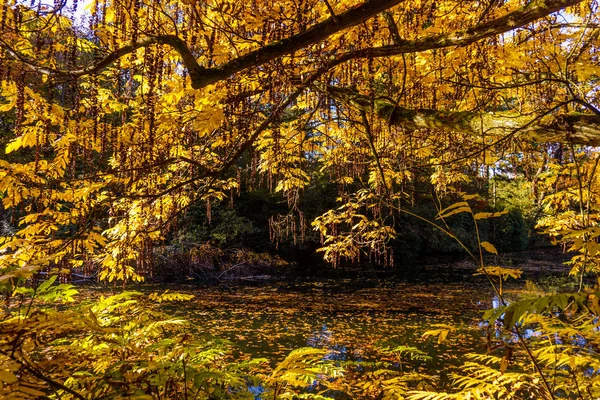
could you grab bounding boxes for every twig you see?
[323,0,338,23]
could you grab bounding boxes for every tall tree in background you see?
[0,0,599,280]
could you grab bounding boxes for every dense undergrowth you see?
[2,270,600,399]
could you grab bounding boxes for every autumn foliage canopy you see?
[0,0,600,281]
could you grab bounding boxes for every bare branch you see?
[0,34,203,81]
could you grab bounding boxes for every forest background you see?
[2,0,600,398]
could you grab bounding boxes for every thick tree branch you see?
[1,0,582,91]
[192,0,583,88]
[0,35,203,80]
[187,0,402,88]
[73,35,205,80]
[321,0,583,72]
[1,0,402,84]
[320,84,600,145]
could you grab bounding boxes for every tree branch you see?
[187,0,402,88]
[1,0,583,92]
[191,0,583,89]
[320,0,583,71]
[0,348,87,400]
[0,35,203,81]
[318,84,600,145]
[1,0,402,85]
[382,11,402,45]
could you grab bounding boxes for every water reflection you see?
[248,384,264,398]
[307,324,332,348]
[492,296,502,309]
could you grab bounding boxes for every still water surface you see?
[162,275,498,374]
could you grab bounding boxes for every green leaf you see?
[483,305,506,323]
[37,274,58,293]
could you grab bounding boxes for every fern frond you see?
[465,353,503,366]
[406,390,454,400]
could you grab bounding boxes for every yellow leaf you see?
[19,386,46,397]
[474,210,508,220]
[437,201,471,219]
[481,241,498,255]
[5,136,24,154]
[438,329,448,344]
[476,266,522,280]
[0,370,17,383]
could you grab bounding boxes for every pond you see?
[72,251,573,397]
[150,268,503,389]
[28,250,572,398]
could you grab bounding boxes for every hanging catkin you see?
[131,0,140,43]
[206,198,212,224]
[0,0,8,32]
[0,54,5,82]
[15,70,25,136]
